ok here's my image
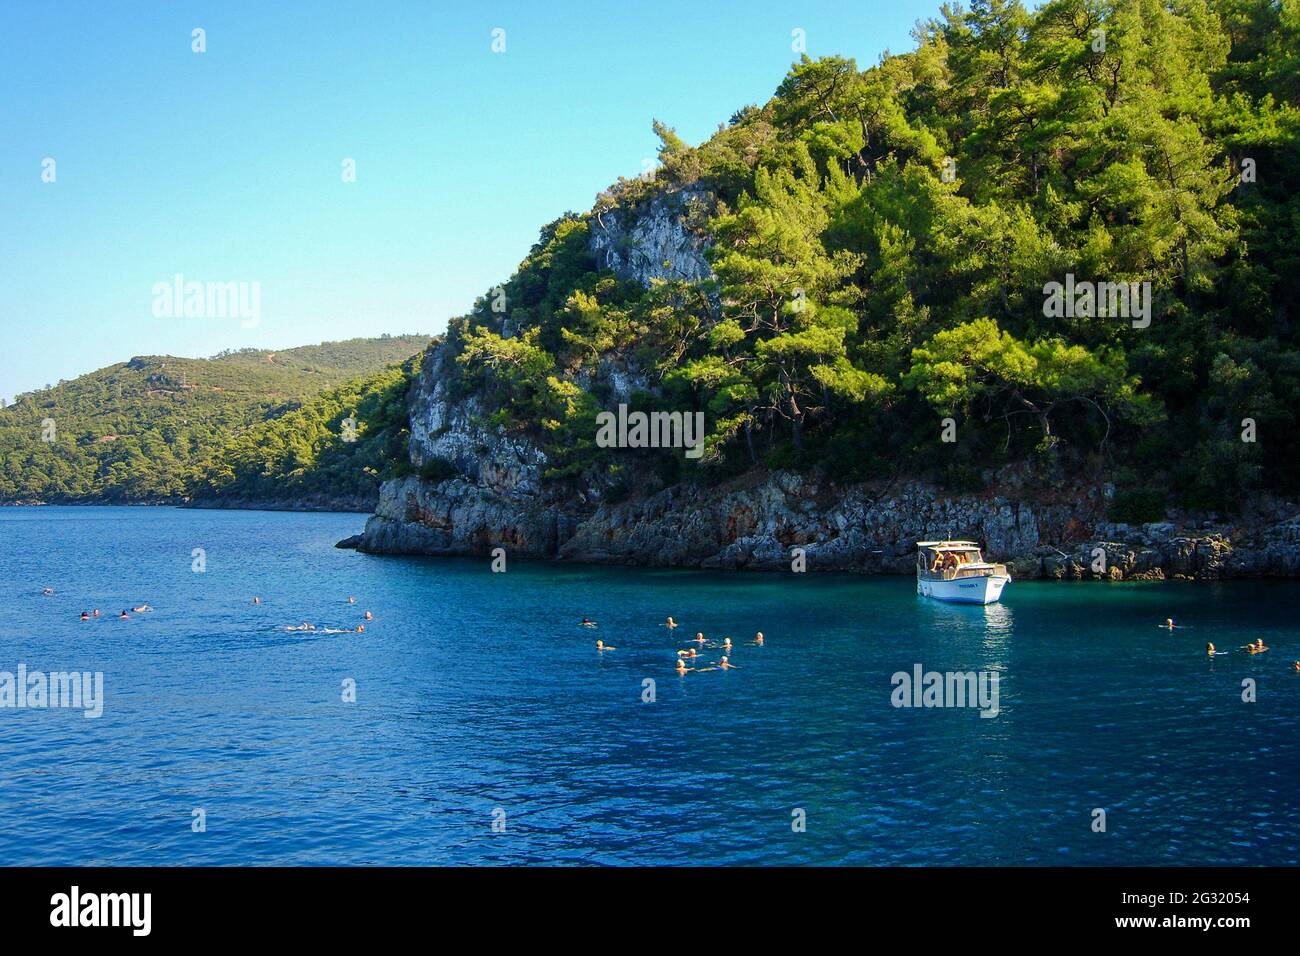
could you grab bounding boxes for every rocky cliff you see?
[351,189,1300,580]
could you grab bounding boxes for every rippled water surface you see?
[1,506,1297,865]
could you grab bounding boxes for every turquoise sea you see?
[1,506,1297,865]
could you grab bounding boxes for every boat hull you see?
[917,574,1010,605]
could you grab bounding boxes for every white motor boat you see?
[916,541,1010,605]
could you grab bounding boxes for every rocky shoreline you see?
[346,468,1300,581]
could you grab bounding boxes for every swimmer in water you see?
[753,632,764,646]
[722,637,733,650]
[252,597,262,605]
[1207,642,1216,655]
[1253,639,1268,653]
[41,587,54,596]
[1161,618,1177,629]
[119,610,129,620]
[596,640,615,651]
[132,604,153,613]
[675,658,693,675]
[356,625,365,633]
[693,632,706,644]
[363,611,374,621]
[717,656,739,670]
[1293,661,1300,672]
[92,609,100,617]
[580,617,597,627]
[665,617,679,629]
[676,648,698,659]
[285,623,316,632]
[80,611,90,621]
[348,597,356,604]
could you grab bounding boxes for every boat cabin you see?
[916,541,1006,580]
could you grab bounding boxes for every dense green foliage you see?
[449,0,1300,514]
[0,336,428,503]
[191,357,421,506]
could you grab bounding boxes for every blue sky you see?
[0,0,941,400]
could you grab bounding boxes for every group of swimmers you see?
[587,616,761,674]
[274,596,373,635]
[79,604,151,621]
[673,628,761,673]
[1164,618,1282,661]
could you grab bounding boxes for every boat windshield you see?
[922,548,984,572]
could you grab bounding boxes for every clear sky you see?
[0,0,941,401]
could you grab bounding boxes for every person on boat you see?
[363,611,374,621]
[693,632,706,644]
[1207,642,1215,656]
[80,611,90,621]
[717,656,739,670]
[665,617,679,629]
[580,617,597,627]
[753,632,764,646]
[596,640,615,651]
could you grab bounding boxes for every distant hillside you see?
[0,334,429,503]
[189,354,423,511]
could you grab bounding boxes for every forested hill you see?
[0,335,429,503]
[437,0,1300,519]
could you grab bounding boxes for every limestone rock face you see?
[588,188,713,285]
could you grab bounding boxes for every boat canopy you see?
[916,541,982,551]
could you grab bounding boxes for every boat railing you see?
[939,563,1008,580]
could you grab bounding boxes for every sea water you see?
[0,506,1296,865]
